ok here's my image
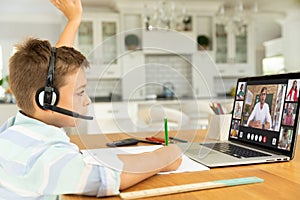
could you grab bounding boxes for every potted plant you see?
[0,75,13,103]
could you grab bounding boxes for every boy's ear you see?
[35,87,59,110]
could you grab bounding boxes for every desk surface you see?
[63,130,300,200]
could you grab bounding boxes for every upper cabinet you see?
[213,22,255,77]
[76,13,120,79]
[215,24,249,64]
[77,20,94,60]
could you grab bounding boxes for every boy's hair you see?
[9,38,89,114]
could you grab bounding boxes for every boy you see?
[0,0,182,199]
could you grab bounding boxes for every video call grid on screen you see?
[229,75,300,154]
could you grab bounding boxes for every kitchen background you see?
[1,0,300,133]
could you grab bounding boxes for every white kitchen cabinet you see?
[121,51,146,100]
[76,13,120,79]
[85,64,121,80]
[263,37,283,58]
[192,51,219,98]
[85,98,234,134]
[101,65,121,79]
[87,102,138,134]
[214,23,255,77]
[281,11,300,72]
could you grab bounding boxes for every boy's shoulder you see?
[0,112,69,143]
[0,115,16,133]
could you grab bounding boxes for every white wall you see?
[254,17,282,75]
[282,11,300,72]
[0,21,62,76]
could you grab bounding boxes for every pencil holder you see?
[207,114,232,141]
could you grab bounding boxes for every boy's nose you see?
[85,95,92,106]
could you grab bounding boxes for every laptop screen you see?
[229,72,300,156]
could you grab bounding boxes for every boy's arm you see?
[50,0,82,47]
[118,145,182,190]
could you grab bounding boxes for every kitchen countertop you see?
[0,101,16,104]
[92,96,233,103]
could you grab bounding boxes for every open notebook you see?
[81,145,209,173]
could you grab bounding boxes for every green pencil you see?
[164,118,169,146]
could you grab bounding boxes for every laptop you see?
[181,72,300,167]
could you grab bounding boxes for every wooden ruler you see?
[120,176,263,199]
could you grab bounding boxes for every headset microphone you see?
[35,47,93,121]
[43,104,93,120]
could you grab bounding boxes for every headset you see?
[35,47,93,120]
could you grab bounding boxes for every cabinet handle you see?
[108,110,119,114]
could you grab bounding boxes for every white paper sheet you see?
[81,145,209,174]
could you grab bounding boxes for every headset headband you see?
[43,47,57,106]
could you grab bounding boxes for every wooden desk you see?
[63,130,300,200]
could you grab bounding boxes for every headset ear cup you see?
[35,87,59,109]
[35,88,45,109]
[51,88,59,105]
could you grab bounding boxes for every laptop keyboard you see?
[201,143,271,158]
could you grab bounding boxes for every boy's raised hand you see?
[50,0,83,47]
[50,0,82,23]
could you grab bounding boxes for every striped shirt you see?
[0,112,120,200]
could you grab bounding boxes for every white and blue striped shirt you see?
[0,112,120,200]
